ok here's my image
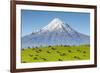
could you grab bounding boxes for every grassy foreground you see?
[21,45,90,63]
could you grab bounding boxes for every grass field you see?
[21,45,90,63]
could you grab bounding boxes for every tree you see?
[28,46,30,49]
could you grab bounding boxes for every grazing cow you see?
[41,58,47,61]
[28,54,33,57]
[83,51,86,53]
[68,50,71,53]
[74,56,77,58]
[56,51,61,54]
[73,56,80,60]
[47,51,51,53]
[33,57,38,60]
[22,61,27,63]
[51,47,56,50]
[77,50,81,52]
[59,53,66,56]
[38,49,42,52]
[58,59,63,61]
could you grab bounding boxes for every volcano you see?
[22,18,90,48]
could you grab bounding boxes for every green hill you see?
[21,45,90,63]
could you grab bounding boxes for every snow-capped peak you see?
[41,18,65,31]
[50,18,64,25]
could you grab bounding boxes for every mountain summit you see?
[42,18,65,31]
[40,18,73,33]
[22,18,90,48]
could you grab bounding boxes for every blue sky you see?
[21,9,90,36]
